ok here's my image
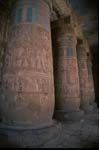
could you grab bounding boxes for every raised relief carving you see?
[40,94,49,110]
[58,36,75,47]
[3,75,49,94]
[4,44,51,73]
[0,0,54,125]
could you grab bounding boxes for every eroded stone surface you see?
[87,54,95,104]
[52,18,83,121]
[77,42,91,112]
[0,114,98,148]
[0,0,55,126]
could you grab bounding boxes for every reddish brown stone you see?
[77,42,98,113]
[87,54,95,104]
[0,0,55,127]
[77,43,90,110]
[52,18,83,121]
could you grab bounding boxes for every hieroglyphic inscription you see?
[4,24,52,73]
[56,84,80,98]
[77,44,91,105]
[13,0,50,31]
[58,36,76,47]
[4,47,51,73]
[53,20,81,113]
[3,75,49,94]
[0,0,54,124]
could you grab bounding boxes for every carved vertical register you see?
[0,0,55,127]
[87,54,95,104]
[87,53,98,112]
[77,40,91,113]
[77,40,98,114]
[52,18,84,121]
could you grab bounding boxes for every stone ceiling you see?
[51,0,98,47]
[67,0,98,46]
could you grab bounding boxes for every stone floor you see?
[0,114,99,148]
[42,114,99,148]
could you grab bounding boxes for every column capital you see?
[44,0,53,11]
[52,17,75,34]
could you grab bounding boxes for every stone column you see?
[87,53,98,111]
[52,18,84,121]
[0,12,9,87]
[76,41,93,113]
[0,0,62,148]
[0,0,55,128]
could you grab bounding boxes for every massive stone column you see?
[0,0,55,127]
[87,53,98,111]
[0,0,61,148]
[87,54,95,103]
[76,40,94,113]
[52,18,84,121]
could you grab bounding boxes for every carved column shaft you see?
[77,43,90,111]
[86,53,98,113]
[0,0,55,127]
[52,19,83,121]
[87,54,95,104]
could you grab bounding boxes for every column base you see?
[91,102,98,109]
[54,110,84,122]
[81,102,99,114]
[91,102,99,114]
[0,120,62,148]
